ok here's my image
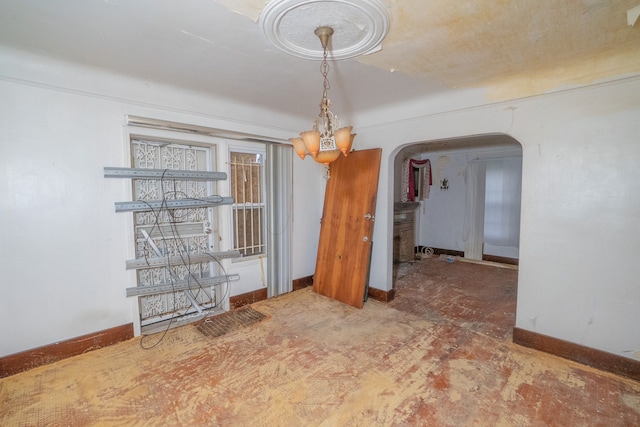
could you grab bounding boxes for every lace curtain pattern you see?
[400,158,432,202]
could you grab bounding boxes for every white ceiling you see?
[1,0,639,124]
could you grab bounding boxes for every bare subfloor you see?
[1,258,639,426]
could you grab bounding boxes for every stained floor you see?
[1,257,639,426]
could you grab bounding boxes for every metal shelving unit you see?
[105,166,240,333]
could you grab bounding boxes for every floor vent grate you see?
[195,306,268,338]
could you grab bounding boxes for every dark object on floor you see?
[196,306,267,338]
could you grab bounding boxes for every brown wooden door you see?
[313,148,382,308]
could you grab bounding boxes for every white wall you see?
[355,76,640,360]
[0,48,322,357]
[416,152,468,252]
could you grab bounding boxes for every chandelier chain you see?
[288,25,354,175]
[317,40,336,140]
[321,43,330,101]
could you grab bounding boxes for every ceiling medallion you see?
[259,0,390,60]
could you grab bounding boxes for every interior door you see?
[313,148,382,308]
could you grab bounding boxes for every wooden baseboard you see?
[231,277,314,307]
[367,287,396,303]
[420,247,518,266]
[482,254,519,266]
[229,288,268,309]
[294,275,394,304]
[0,323,134,378]
[513,327,640,382]
[293,275,314,291]
[230,276,315,307]
[427,247,465,257]
[456,257,518,270]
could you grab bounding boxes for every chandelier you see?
[289,26,356,176]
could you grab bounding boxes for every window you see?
[412,166,423,200]
[483,158,522,247]
[229,151,266,257]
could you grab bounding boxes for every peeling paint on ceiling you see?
[357,0,640,99]
[627,4,640,25]
[223,0,640,99]
[216,0,266,22]
[1,0,638,120]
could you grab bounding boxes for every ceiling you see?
[1,0,639,125]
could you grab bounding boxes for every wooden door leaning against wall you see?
[313,148,382,308]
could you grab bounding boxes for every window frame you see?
[228,146,267,261]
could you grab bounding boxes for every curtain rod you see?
[125,115,288,145]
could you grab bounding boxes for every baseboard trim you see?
[513,327,640,381]
[293,275,314,291]
[482,254,519,266]
[0,323,134,378]
[231,277,314,307]
[423,247,518,266]
[428,247,464,257]
[294,275,394,304]
[229,288,268,309]
[367,287,396,303]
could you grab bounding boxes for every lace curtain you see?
[463,161,486,260]
[400,158,432,202]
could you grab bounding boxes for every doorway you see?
[391,133,522,340]
[393,134,523,263]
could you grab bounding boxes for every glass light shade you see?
[300,130,321,157]
[313,149,341,166]
[334,126,353,156]
[289,137,307,160]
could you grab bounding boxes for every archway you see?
[390,134,523,307]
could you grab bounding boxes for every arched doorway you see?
[392,133,523,265]
[389,133,523,340]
